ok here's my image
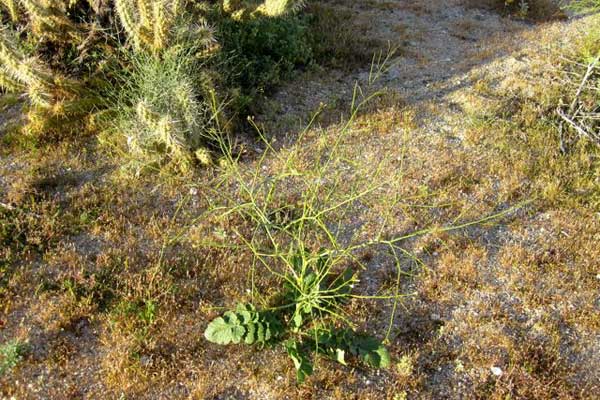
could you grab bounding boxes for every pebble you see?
[430,313,442,322]
[140,355,153,367]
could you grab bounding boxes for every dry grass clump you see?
[464,21,600,210]
[468,0,565,19]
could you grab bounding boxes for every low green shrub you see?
[217,13,313,94]
[306,3,381,70]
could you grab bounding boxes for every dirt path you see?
[266,0,577,132]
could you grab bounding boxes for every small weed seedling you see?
[0,339,26,376]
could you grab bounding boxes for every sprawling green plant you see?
[191,52,523,383]
[204,268,391,383]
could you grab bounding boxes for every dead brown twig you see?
[0,202,16,211]
[557,56,600,152]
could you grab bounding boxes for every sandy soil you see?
[1,0,598,399]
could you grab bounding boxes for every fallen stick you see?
[558,56,600,152]
[557,107,600,145]
[568,57,599,114]
[0,202,16,211]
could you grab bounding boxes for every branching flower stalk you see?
[179,48,529,382]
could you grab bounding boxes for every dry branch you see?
[557,56,600,152]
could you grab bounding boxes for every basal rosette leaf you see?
[204,303,283,346]
[313,328,391,369]
[285,340,313,384]
[349,334,391,369]
[204,315,245,345]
